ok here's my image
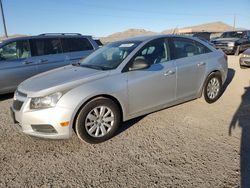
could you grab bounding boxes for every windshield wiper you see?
[71,62,81,67]
[80,64,111,70]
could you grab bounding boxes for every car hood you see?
[211,38,239,43]
[18,65,109,97]
[243,48,250,55]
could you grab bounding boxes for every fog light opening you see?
[31,124,57,134]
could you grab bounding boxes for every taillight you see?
[224,53,228,61]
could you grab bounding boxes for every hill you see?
[161,21,235,34]
[101,21,237,43]
[100,29,156,43]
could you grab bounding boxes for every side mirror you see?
[129,58,150,71]
[243,35,249,39]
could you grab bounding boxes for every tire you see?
[203,73,222,103]
[75,97,121,144]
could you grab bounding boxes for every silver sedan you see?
[11,35,228,143]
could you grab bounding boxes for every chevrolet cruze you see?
[11,35,228,143]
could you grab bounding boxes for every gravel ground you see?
[0,56,249,187]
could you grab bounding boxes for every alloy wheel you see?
[85,106,114,137]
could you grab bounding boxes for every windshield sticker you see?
[119,43,135,48]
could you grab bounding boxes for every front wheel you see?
[203,73,222,103]
[75,97,121,144]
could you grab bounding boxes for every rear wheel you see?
[203,73,222,103]
[75,97,121,144]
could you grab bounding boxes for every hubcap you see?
[85,106,114,138]
[207,78,220,99]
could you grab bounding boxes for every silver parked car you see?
[11,35,228,143]
[239,48,250,68]
[0,33,99,94]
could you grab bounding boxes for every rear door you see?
[0,39,37,93]
[29,38,68,74]
[61,37,95,64]
[170,37,211,100]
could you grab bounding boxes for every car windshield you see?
[79,41,141,70]
[220,31,244,38]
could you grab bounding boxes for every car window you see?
[221,31,245,38]
[242,31,248,38]
[194,41,212,54]
[61,38,94,52]
[30,38,62,56]
[133,38,170,66]
[79,41,141,70]
[171,37,211,59]
[0,40,31,61]
[94,39,103,47]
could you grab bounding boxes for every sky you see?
[0,0,249,37]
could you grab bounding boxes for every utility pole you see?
[0,0,8,38]
[233,14,236,31]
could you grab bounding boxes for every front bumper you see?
[11,97,75,139]
[239,57,250,67]
[214,45,237,54]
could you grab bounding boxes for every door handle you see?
[38,59,48,64]
[164,70,175,76]
[197,62,206,67]
[23,61,33,65]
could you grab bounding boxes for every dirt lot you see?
[0,56,249,187]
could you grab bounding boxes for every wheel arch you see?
[198,70,222,98]
[71,94,124,131]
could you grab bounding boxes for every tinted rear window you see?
[171,37,211,59]
[61,38,94,52]
[94,39,103,46]
[30,38,62,56]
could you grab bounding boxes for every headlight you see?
[30,92,62,109]
[242,54,250,58]
[228,42,235,47]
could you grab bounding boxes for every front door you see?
[127,38,177,115]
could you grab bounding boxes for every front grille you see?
[215,44,228,49]
[244,60,250,65]
[13,100,24,111]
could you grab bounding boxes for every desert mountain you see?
[161,21,235,34]
[0,34,27,42]
[100,29,156,43]
[101,21,236,43]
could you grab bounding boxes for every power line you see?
[0,0,7,37]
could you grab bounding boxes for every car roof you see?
[1,34,93,44]
[116,34,201,43]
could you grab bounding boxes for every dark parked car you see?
[192,32,211,41]
[211,30,250,55]
[0,33,99,94]
[93,38,103,47]
[240,48,250,68]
